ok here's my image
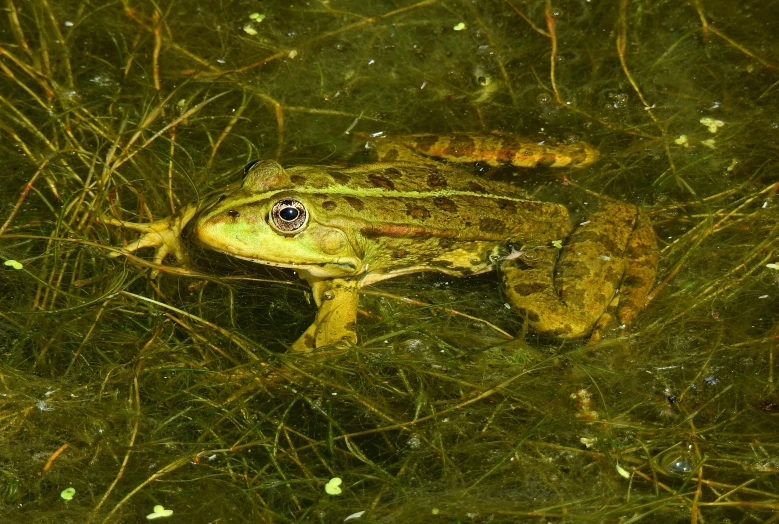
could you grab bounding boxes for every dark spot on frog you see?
[427,173,447,188]
[622,275,647,288]
[369,173,395,190]
[536,155,559,168]
[574,231,619,255]
[228,209,240,218]
[512,283,546,296]
[383,167,403,178]
[438,238,454,248]
[381,148,399,161]
[344,196,364,211]
[290,175,306,185]
[330,172,351,185]
[497,200,517,214]
[406,204,431,220]
[303,334,315,348]
[392,249,408,259]
[516,308,541,323]
[429,260,453,268]
[322,200,338,211]
[443,135,476,157]
[433,197,457,213]
[409,134,440,152]
[479,217,506,233]
[467,182,486,193]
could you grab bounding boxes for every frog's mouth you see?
[196,238,362,278]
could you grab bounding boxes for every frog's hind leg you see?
[502,205,649,339]
[614,212,658,327]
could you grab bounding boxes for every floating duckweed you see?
[552,240,563,249]
[432,508,440,515]
[4,259,22,269]
[325,477,342,495]
[453,22,466,31]
[243,24,258,36]
[674,135,689,147]
[767,263,779,270]
[615,464,631,479]
[700,138,716,149]
[60,487,76,500]
[249,13,265,22]
[146,505,174,519]
[700,117,724,133]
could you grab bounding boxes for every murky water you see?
[1,0,777,521]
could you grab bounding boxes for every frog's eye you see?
[270,199,308,234]
[242,160,261,179]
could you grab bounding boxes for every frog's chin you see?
[226,252,362,279]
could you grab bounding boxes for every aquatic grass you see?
[0,0,778,522]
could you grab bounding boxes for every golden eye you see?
[270,199,308,233]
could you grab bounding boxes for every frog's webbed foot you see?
[502,204,658,340]
[101,202,199,276]
[289,278,360,353]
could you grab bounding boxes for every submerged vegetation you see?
[0,0,778,521]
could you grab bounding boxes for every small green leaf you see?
[324,477,342,495]
[249,13,265,21]
[60,487,76,500]
[453,22,466,31]
[146,505,173,519]
[4,260,23,270]
[551,240,563,249]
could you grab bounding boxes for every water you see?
[0,0,777,521]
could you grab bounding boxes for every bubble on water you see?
[549,8,564,18]
[667,458,693,474]
[537,93,552,105]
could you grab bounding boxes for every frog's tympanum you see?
[111,134,658,352]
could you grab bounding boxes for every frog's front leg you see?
[100,202,200,276]
[289,278,360,352]
[502,204,658,339]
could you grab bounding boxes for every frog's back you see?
[286,162,569,242]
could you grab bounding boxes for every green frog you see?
[107,133,658,352]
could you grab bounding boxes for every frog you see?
[106,133,658,352]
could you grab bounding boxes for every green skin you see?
[193,158,658,352]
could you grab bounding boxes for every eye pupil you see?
[270,199,308,234]
[279,207,299,221]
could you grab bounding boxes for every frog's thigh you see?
[502,246,594,338]
[503,205,639,338]
[615,212,658,325]
[290,279,360,352]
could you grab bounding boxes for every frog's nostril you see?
[228,209,240,218]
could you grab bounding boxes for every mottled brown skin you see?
[367,133,600,168]
[192,139,657,351]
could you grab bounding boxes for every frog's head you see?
[194,160,363,279]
